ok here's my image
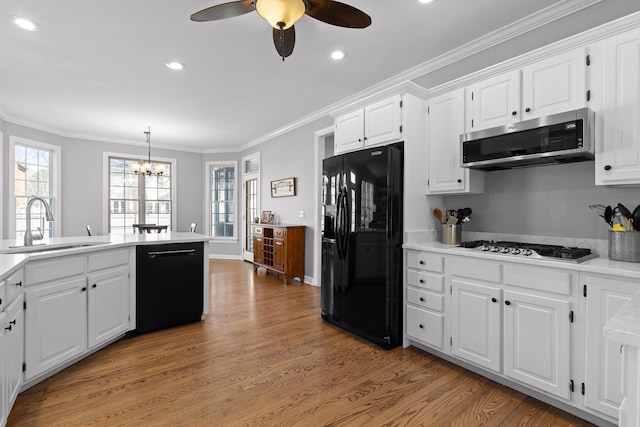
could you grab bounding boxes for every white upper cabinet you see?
[427,89,484,194]
[597,27,640,185]
[521,48,588,119]
[334,95,402,154]
[466,48,588,133]
[466,70,521,132]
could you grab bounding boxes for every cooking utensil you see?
[433,208,443,224]
[604,205,613,227]
[589,204,607,218]
[632,204,640,231]
[446,214,458,225]
[618,203,633,231]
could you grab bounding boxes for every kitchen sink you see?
[0,242,105,254]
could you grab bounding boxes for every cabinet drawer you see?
[407,287,444,312]
[5,268,24,303]
[406,251,444,273]
[273,228,285,238]
[26,256,85,286]
[253,227,263,236]
[450,257,502,283]
[406,306,444,349]
[503,264,573,296]
[406,270,444,293]
[88,249,129,272]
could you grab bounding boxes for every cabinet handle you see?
[419,260,425,265]
[419,324,424,329]
[419,279,425,284]
[15,281,22,287]
[81,287,87,292]
[491,298,497,303]
[9,320,16,326]
[0,298,2,305]
[604,165,612,171]
[511,111,517,116]
[505,300,511,306]
[4,325,11,331]
[92,284,97,288]
[457,179,462,183]
[525,107,531,113]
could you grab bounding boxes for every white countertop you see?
[0,232,212,279]
[403,241,640,280]
[605,289,640,348]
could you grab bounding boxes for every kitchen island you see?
[0,232,212,427]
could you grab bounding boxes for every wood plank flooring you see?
[8,260,596,426]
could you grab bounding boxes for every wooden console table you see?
[251,224,305,284]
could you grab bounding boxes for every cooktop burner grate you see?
[459,240,597,263]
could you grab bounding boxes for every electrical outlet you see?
[298,210,305,218]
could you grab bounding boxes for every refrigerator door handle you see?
[340,185,349,260]
[335,188,344,261]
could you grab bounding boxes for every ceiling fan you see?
[190,0,371,61]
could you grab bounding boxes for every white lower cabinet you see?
[24,277,87,380]
[0,311,6,427]
[88,267,129,349]
[5,294,24,411]
[451,280,501,372]
[583,273,638,419]
[503,289,571,400]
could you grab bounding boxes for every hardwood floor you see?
[8,260,595,426]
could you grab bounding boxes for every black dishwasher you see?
[135,242,204,333]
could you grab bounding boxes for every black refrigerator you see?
[321,142,403,349]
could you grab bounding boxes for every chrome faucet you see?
[24,196,54,246]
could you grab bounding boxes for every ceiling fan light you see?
[255,0,305,29]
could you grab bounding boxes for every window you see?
[108,156,173,234]
[9,136,61,240]
[207,161,237,239]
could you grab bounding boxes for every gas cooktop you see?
[459,240,598,263]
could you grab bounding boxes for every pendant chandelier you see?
[132,127,165,176]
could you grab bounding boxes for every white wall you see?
[2,122,203,238]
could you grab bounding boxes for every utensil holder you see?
[608,231,640,262]
[442,224,461,245]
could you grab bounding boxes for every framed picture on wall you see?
[271,177,296,198]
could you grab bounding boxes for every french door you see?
[243,175,258,261]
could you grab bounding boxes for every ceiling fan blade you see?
[273,25,296,60]
[305,0,371,28]
[190,0,255,22]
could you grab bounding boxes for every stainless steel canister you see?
[608,231,640,262]
[442,224,461,245]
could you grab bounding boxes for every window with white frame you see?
[10,137,61,241]
[108,156,173,234]
[207,161,237,239]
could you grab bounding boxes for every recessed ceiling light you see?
[165,61,185,71]
[331,50,346,61]
[11,16,40,31]
[418,0,434,3]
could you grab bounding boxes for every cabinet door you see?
[334,109,365,154]
[503,290,571,400]
[0,312,6,427]
[273,239,285,272]
[451,280,502,372]
[598,27,640,185]
[25,277,87,381]
[522,48,587,119]
[5,294,24,410]
[427,89,466,193]
[584,274,637,418]
[364,95,402,147]
[467,70,521,132]
[253,236,264,264]
[88,267,129,349]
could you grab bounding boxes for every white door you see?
[503,290,571,400]
[467,70,521,132]
[427,89,466,193]
[522,48,587,119]
[334,109,364,154]
[364,95,402,147]
[88,267,129,349]
[243,173,259,262]
[598,27,640,185]
[451,280,502,372]
[584,274,637,418]
[25,278,87,380]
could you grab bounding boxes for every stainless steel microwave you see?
[461,108,594,170]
